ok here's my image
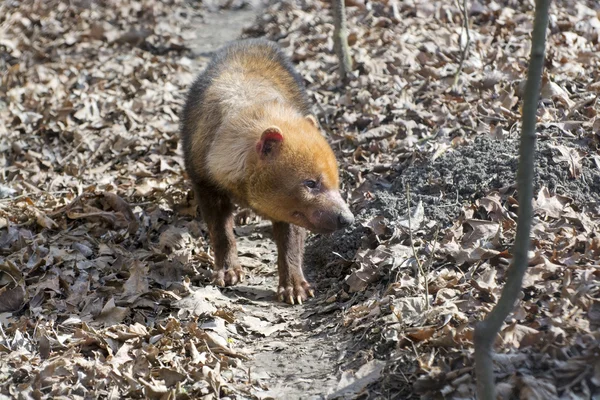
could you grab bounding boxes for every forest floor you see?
[1,0,600,399]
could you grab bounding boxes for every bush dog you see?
[180,39,354,305]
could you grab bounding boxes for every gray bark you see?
[332,0,352,82]
[473,0,552,399]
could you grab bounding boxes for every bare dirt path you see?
[225,230,344,399]
[186,3,263,57]
[182,6,347,399]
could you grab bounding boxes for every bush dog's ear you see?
[256,126,284,160]
[305,114,319,128]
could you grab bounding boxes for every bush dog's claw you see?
[213,266,245,287]
[214,278,225,287]
[277,278,313,305]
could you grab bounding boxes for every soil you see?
[306,134,600,269]
[386,134,600,226]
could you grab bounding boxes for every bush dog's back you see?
[181,39,354,304]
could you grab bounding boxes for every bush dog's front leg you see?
[194,183,244,286]
[272,221,313,305]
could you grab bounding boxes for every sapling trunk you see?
[473,0,552,398]
[332,0,352,82]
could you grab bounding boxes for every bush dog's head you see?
[248,114,354,234]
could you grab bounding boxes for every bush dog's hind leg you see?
[272,221,314,305]
[194,182,244,286]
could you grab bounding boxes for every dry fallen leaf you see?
[533,187,571,219]
[0,285,26,313]
[329,360,386,398]
[541,80,575,108]
[95,298,129,327]
[515,375,559,400]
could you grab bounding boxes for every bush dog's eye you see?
[304,180,317,189]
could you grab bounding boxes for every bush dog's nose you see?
[337,212,354,228]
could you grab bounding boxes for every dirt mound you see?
[307,134,600,269]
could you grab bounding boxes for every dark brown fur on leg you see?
[272,221,313,304]
[194,183,244,286]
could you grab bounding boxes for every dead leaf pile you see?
[0,0,264,398]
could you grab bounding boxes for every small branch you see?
[426,226,440,273]
[452,0,471,89]
[406,184,429,310]
[390,0,401,21]
[473,0,552,399]
[0,190,73,204]
[332,0,353,82]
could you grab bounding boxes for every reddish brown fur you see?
[180,39,353,304]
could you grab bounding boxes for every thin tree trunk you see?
[332,0,352,82]
[452,0,470,89]
[473,0,552,399]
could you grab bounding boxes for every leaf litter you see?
[1,0,600,399]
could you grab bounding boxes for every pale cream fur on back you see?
[205,70,303,188]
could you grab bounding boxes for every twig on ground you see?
[406,183,429,310]
[426,226,440,273]
[0,190,73,204]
